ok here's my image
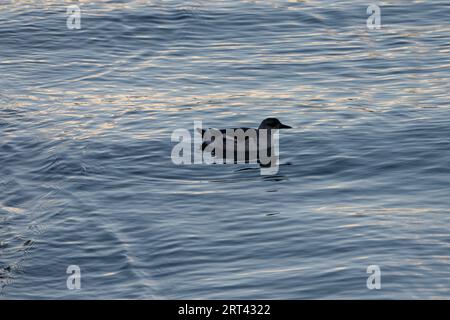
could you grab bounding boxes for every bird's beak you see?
[280,123,292,129]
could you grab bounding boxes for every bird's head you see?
[258,118,292,129]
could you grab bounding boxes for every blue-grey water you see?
[1,0,450,299]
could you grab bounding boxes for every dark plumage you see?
[199,118,291,165]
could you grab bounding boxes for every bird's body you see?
[198,118,291,165]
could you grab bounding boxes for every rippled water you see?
[1,0,450,299]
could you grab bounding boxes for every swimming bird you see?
[198,118,292,165]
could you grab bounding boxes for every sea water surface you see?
[1,0,450,299]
